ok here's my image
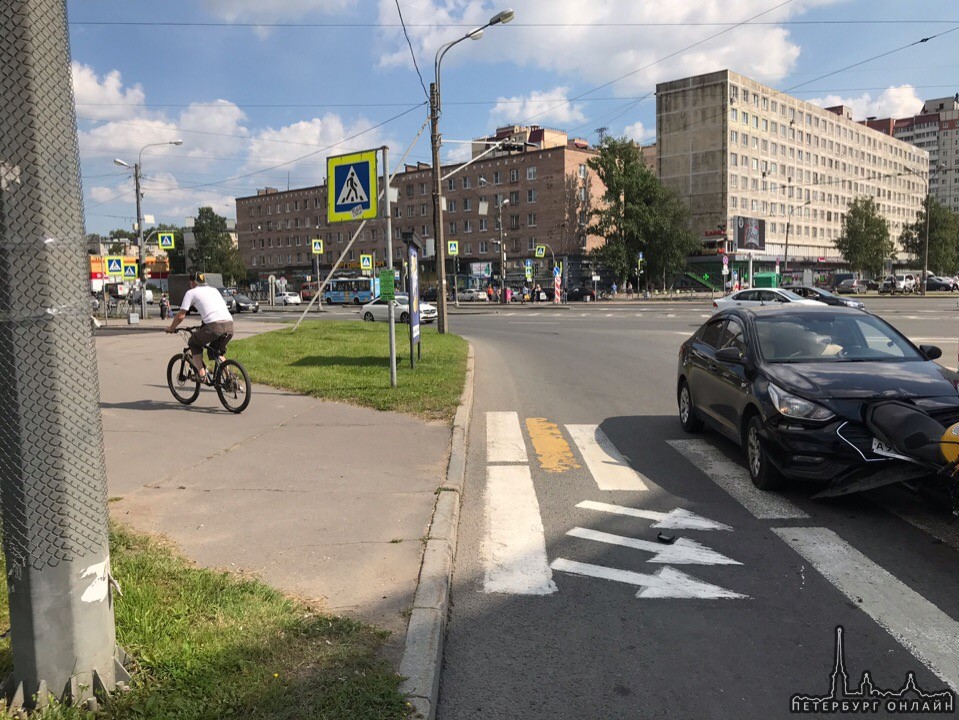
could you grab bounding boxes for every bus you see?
[322,276,380,305]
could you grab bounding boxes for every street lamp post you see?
[497,198,510,303]
[783,199,810,275]
[115,139,182,319]
[430,8,515,332]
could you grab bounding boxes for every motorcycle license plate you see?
[871,438,901,458]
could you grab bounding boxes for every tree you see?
[835,196,893,276]
[899,196,959,275]
[586,136,698,288]
[561,171,592,256]
[188,207,246,284]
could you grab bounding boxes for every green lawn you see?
[229,321,468,421]
[0,526,410,720]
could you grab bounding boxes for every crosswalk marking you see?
[567,527,740,565]
[667,439,809,519]
[576,500,732,530]
[774,527,959,692]
[566,425,649,491]
[526,418,581,472]
[486,411,528,463]
[484,465,557,595]
[551,558,748,599]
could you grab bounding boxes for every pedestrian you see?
[611,281,618,298]
[506,287,512,303]
[159,292,170,320]
[487,285,494,302]
[521,284,529,304]
[625,281,633,299]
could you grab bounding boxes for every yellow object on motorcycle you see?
[940,422,959,464]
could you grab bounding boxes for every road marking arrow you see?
[567,527,741,565]
[551,558,749,599]
[577,500,732,531]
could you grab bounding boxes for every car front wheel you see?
[744,415,782,490]
[363,311,374,322]
[678,380,704,433]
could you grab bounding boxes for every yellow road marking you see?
[526,418,581,473]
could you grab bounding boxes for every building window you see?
[731,108,738,122]
[731,131,738,144]
[420,182,428,195]
[479,218,488,231]
[509,190,519,205]
[447,178,455,192]
[509,168,519,182]
[464,219,472,233]
[527,213,537,227]
[448,199,457,212]
[479,241,488,254]
[463,197,472,211]
[449,221,457,236]
[510,214,520,230]
[463,176,471,189]
[406,184,414,198]
[730,152,738,166]
[465,242,472,254]
[578,164,586,179]
[527,166,537,180]
[493,171,502,184]
[421,204,428,215]
[527,189,537,202]
[742,111,749,125]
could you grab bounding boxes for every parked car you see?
[232,293,259,313]
[879,275,907,294]
[421,287,439,302]
[275,291,301,305]
[361,293,437,324]
[902,274,918,293]
[781,285,865,309]
[713,288,820,311]
[829,272,856,292]
[835,278,868,294]
[458,288,488,302]
[129,288,154,305]
[567,286,596,302]
[677,305,954,491]
[924,276,955,292]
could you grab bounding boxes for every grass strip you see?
[229,320,468,421]
[0,526,410,719]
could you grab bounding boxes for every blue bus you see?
[323,276,380,305]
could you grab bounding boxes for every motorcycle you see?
[815,400,959,516]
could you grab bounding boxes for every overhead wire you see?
[393,0,430,103]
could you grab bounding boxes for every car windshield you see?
[776,289,805,301]
[754,313,923,363]
[234,294,252,303]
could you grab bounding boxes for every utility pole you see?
[429,81,449,332]
[0,0,127,710]
[134,160,145,319]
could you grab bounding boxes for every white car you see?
[275,291,301,305]
[712,288,821,311]
[458,288,488,302]
[362,293,437,324]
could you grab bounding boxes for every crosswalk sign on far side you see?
[328,150,378,223]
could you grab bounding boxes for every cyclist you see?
[165,271,233,385]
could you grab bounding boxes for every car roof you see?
[727,304,862,318]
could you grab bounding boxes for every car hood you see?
[763,360,959,401]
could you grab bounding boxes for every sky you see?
[67,0,959,235]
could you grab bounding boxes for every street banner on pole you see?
[327,150,378,223]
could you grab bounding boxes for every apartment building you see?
[235,127,606,286]
[865,95,959,214]
[656,70,929,266]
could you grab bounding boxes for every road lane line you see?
[567,527,740,565]
[566,425,649,491]
[484,465,557,595]
[486,411,528,463]
[526,418,581,473]
[667,439,808,519]
[551,558,748,599]
[774,526,959,692]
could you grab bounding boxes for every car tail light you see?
[712,301,718,308]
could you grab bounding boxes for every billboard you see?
[734,216,765,252]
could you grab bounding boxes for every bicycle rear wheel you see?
[167,353,200,404]
[215,359,251,413]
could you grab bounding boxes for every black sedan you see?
[233,293,259,313]
[677,306,956,493]
[781,285,864,309]
[567,286,596,301]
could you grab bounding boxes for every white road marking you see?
[551,558,748,599]
[484,465,557,595]
[486,411,528,463]
[635,313,645,317]
[566,425,649,491]
[576,500,732,530]
[667,439,809,520]
[567,527,741,565]
[774,526,959,692]
[874,499,959,552]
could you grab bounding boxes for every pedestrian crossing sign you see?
[105,256,123,277]
[535,245,546,259]
[122,261,138,279]
[158,232,175,249]
[328,150,378,223]
[360,254,373,271]
[311,238,324,255]
[448,240,459,256]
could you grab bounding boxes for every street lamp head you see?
[113,158,130,168]
[467,28,484,40]
[489,9,515,25]
[171,139,184,146]
[502,198,510,206]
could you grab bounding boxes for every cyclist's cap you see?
[190,271,206,284]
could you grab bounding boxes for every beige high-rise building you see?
[657,70,929,267]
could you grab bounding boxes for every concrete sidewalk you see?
[97,318,451,664]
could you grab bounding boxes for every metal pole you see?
[383,146,397,388]
[430,81,449,332]
[499,201,506,303]
[0,0,127,709]
[783,217,791,274]
[923,190,931,297]
[134,162,145,319]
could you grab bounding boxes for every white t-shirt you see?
[181,286,232,324]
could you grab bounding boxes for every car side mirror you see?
[715,346,746,364]
[919,344,942,361]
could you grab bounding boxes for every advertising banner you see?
[734,216,766,252]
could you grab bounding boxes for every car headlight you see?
[767,383,834,421]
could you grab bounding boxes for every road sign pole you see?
[383,147,397,388]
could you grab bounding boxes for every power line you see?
[67,19,959,28]
[393,0,430,103]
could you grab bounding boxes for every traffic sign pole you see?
[383,146,397,388]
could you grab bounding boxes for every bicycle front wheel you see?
[167,353,200,404]
[215,359,251,413]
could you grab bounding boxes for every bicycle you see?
[167,326,252,413]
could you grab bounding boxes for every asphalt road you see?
[434,297,959,719]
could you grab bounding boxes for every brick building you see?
[234,126,607,290]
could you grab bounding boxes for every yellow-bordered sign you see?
[328,150,378,223]
[122,261,138,279]
[359,254,374,271]
[311,238,324,255]
[447,240,459,256]
[105,256,124,277]
[158,232,175,249]
[535,245,546,259]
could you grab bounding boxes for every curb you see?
[399,342,475,720]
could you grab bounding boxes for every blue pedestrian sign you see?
[158,232,175,249]
[122,262,137,280]
[311,238,324,255]
[327,150,378,223]
[105,256,123,277]
[524,259,533,268]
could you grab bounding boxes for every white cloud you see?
[489,87,586,128]
[72,62,146,121]
[443,142,474,164]
[203,0,349,23]
[807,85,924,120]
[623,121,648,144]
